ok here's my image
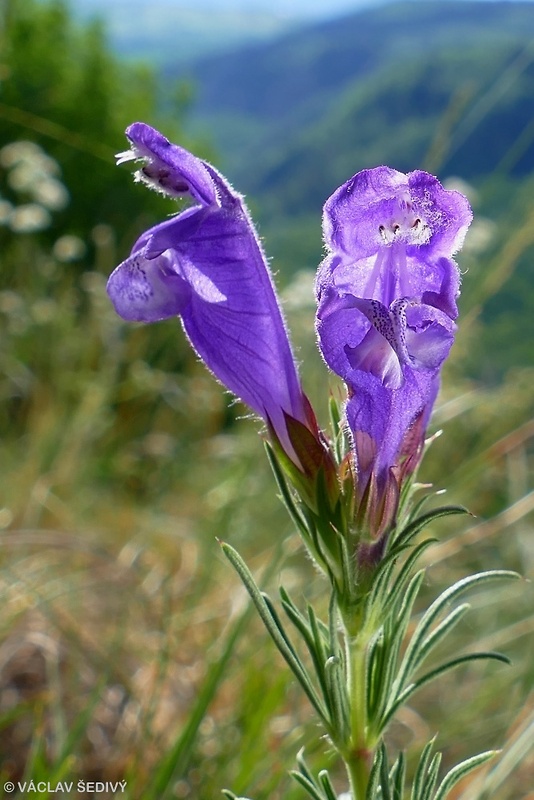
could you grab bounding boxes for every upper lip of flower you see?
[322,165,472,264]
[116,122,218,207]
[316,168,472,325]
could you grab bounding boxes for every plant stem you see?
[341,613,374,800]
[346,755,369,800]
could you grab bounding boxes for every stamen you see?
[115,149,137,165]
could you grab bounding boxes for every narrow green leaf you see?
[280,588,331,648]
[296,748,315,781]
[395,568,427,628]
[367,632,387,720]
[394,570,518,697]
[292,752,326,800]
[384,652,510,727]
[262,592,307,664]
[366,743,384,800]
[396,470,419,520]
[379,742,392,800]
[420,753,442,800]
[318,769,339,800]
[328,590,339,658]
[393,505,469,550]
[315,465,341,530]
[364,556,397,625]
[328,394,346,464]
[309,603,329,673]
[368,544,399,589]
[302,504,337,581]
[392,751,406,800]
[290,772,325,800]
[338,522,355,601]
[368,638,399,734]
[373,570,427,734]
[401,487,437,524]
[418,603,471,662]
[381,539,435,620]
[279,585,308,628]
[279,589,330,709]
[221,542,329,724]
[279,593,315,648]
[433,751,498,800]
[264,442,310,538]
[411,738,438,800]
[325,655,350,745]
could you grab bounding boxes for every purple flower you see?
[317,167,472,319]
[316,166,472,533]
[107,123,309,461]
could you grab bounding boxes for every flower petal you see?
[317,289,454,393]
[107,249,191,322]
[123,122,217,206]
[316,286,370,383]
[407,170,473,258]
[347,369,438,491]
[318,166,470,319]
[405,304,455,371]
[420,256,460,319]
[322,167,408,259]
[346,325,403,389]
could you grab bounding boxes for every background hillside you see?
[178,0,534,378]
[183,0,534,175]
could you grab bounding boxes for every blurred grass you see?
[0,118,533,800]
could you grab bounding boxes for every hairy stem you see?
[341,611,374,799]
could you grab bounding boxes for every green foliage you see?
[0,0,194,251]
[222,451,521,799]
[360,741,498,800]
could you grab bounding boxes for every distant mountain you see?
[180,0,534,188]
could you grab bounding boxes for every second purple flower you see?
[316,166,472,536]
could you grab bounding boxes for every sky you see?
[77,0,534,24]
[77,0,383,20]
[154,0,383,16]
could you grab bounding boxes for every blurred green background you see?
[0,0,532,798]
